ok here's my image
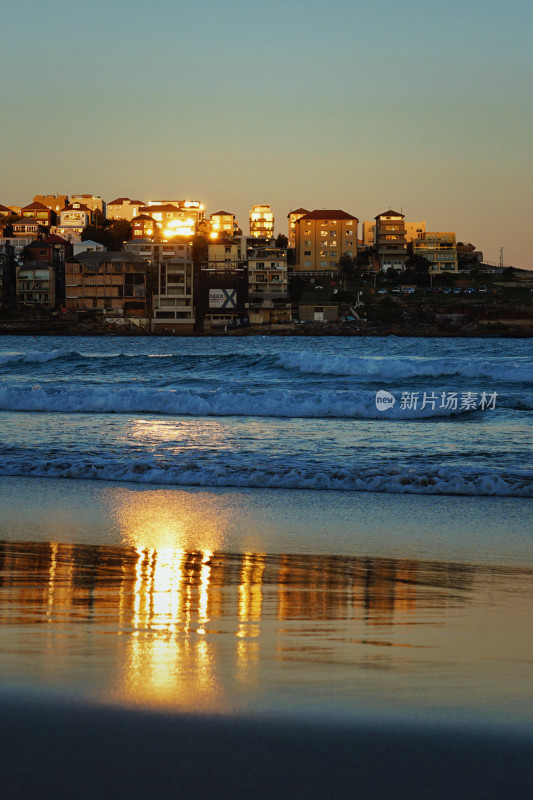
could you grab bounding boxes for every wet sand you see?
[2,692,533,800]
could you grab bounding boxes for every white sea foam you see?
[0,385,480,419]
[0,455,530,497]
[276,352,533,384]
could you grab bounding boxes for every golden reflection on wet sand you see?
[1,539,533,719]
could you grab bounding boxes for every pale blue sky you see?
[2,0,532,266]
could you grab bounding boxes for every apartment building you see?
[21,201,55,227]
[70,195,106,218]
[65,251,150,317]
[33,195,69,216]
[247,247,290,324]
[125,239,195,333]
[54,202,91,242]
[17,261,58,309]
[287,208,309,247]
[375,210,408,271]
[294,210,358,273]
[107,198,145,221]
[363,218,425,246]
[412,232,458,272]
[249,204,274,239]
[208,210,238,239]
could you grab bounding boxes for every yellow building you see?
[249,204,274,239]
[207,240,242,269]
[208,211,238,240]
[287,208,309,247]
[412,232,458,272]
[294,210,358,273]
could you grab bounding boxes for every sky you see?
[1,0,532,267]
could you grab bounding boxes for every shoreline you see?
[1,320,532,338]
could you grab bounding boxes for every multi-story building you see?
[287,208,309,247]
[363,218,425,247]
[16,261,58,309]
[247,247,290,324]
[21,201,55,227]
[107,198,145,221]
[12,220,47,239]
[137,204,198,239]
[70,195,106,218]
[294,210,358,273]
[54,202,91,242]
[0,241,16,306]
[145,200,205,234]
[0,235,34,267]
[65,251,150,318]
[207,239,242,269]
[249,204,274,239]
[208,211,238,239]
[33,195,69,216]
[374,210,408,271]
[412,232,458,273]
[0,203,12,219]
[148,246,195,334]
[131,214,157,240]
[24,235,72,268]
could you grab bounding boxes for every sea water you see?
[0,334,532,724]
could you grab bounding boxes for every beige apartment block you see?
[33,195,69,215]
[65,251,149,317]
[207,240,242,269]
[107,198,145,221]
[287,208,309,247]
[249,204,274,239]
[17,261,56,309]
[294,210,358,273]
[70,195,106,217]
[412,232,458,272]
[208,211,238,239]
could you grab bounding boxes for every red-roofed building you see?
[294,210,358,273]
[21,201,55,227]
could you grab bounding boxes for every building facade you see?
[287,208,309,247]
[249,204,274,239]
[107,198,145,221]
[247,247,290,324]
[412,232,458,272]
[375,210,408,271]
[294,210,358,273]
[65,251,149,317]
[16,261,57,309]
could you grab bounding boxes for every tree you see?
[275,233,288,248]
[109,219,132,244]
[81,225,121,250]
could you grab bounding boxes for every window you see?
[303,261,311,267]
[304,240,311,246]
[321,231,328,237]
[320,261,328,267]
[304,250,311,256]
[330,251,336,257]
[330,230,336,237]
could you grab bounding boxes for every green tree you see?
[109,219,132,243]
[275,233,288,248]
[81,225,121,250]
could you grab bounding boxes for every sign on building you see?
[209,288,237,309]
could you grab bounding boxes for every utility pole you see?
[499,247,504,268]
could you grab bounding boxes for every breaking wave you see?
[0,385,486,419]
[0,453,530,497]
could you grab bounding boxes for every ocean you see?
[0,333,532,730]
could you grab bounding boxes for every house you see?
[70,195,106,218]
[249,204,274,239]
[138,203,199,238]
[54,202,91,242]
[33,195,69,216]
[24,234,72,267]
[107,198,145,222]
[12,220,47,238]
[65,251,150,318]
[0,203,13,218]
[247,247,290,324]
[294,210,358,273]
[131,214,158,240]
[21,201,55,227]
[73,240,106,256]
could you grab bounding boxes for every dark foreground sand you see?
[2,694,532,800]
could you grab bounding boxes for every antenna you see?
[499,247,504,268]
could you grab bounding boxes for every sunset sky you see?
[2,0,532,267]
